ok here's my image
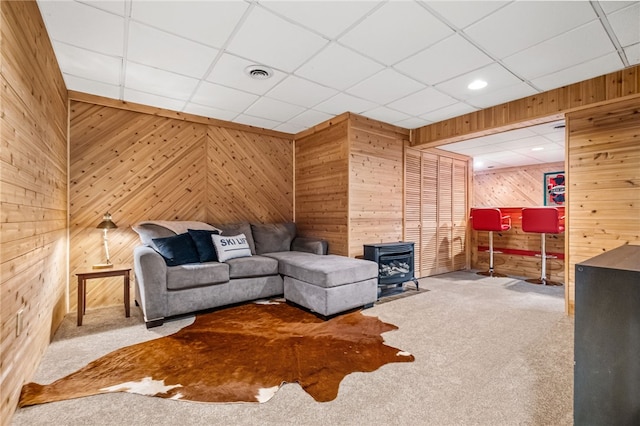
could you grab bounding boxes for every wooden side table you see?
[76,266,131,326]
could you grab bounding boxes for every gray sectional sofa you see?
[133,221,378,327]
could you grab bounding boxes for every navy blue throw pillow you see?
[187,229,220,262]
[152,233,200,266]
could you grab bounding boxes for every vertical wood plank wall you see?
[69,101,293,311]
[294,113,408,258]
[471,162,566,280]
[294,115,350,255]
[566,97,640,314]
[348,114,407,257]
[0,1,68,423]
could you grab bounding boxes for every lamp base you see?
[92,263,114,269]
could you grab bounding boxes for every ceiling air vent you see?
[245,65,273,80]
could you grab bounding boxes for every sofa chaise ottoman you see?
[264,251,378,317]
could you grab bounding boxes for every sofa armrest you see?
[133,246,168,324]
[291,237,328,255]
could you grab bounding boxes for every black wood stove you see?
[363,242,419,296]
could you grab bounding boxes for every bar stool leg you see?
[526,233,562,286]
[477,231,507,278]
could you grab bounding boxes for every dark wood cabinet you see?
[574,244,640,425]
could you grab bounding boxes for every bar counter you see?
[471,206,565,283]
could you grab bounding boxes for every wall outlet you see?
[16,309,24,337]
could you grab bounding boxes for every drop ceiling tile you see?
[435,63,522,100]
[295,43,384,91]
[125,62,200,100]
[190,81,259,113]
[243,97,306,122]
[528,120,565,136]
[131,1,248,48]
[502,21,615,80]
[274,122,306,135]
[424,1,509,29]
[233,114,280,130]
[339,1,453,65]
[464,1,596,59]
[206,54,286,95]
[420,102,478,123]
[63,74,120,99]
[526,150,566,164]
[77,1,126,16]
[361,106,412,124]
[511,140,559,154]
[286,109,334,127]
[260,1,380,39]
[466,82,538,109]
[347,69,425,104]
[182,103,239,122]
[53,42,121,85]
[123,88,186,112]
[313,92,377,115]
[531,52,624,91]
[395,117,433,129]
[600,1,637,14]
[387,88,457,116]
[226,7,328,73]
[608,3,640,47]
[266,76,337,108]
[128,22,218,79]
[625,43,640,65]
[395,34,494,85]
[38,1,124,56]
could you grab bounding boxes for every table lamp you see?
[93,212,117,269]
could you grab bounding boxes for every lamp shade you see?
[96,212,117,230]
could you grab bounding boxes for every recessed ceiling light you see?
[245,65,273,80]
[468,79,488,90]
[531,147,544,151]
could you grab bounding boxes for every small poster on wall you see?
[544,171,565,206]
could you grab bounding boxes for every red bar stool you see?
[471,208,512,277]
[521,207,565,286]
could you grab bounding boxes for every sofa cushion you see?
[212,233,252,262]
[166,262,229,290]
[152,233,200,266]
[215,222,256,254]
[251,222,296,254]
[188,229,220,262]
[226,255,279,279]
[133,221,220,246]
[263,252,378,288]
[132,223,176,246]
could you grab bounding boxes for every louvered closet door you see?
[420,152,439,277]
[404,148,469,278]
[404,149,422,277]
[452,159,468,270]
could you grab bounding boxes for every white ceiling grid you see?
[37,0,640,169]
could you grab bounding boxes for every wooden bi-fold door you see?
[404,148,470,278]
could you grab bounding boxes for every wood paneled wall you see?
[413,65,640,147]
[294,113,407,257]
[295,114,350,255]
[69,100,293,311]
[473,162,565,207]
[566,96,640,314]
[348,114,407,257]
[0,1,68,423]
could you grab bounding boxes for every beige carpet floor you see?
[12,271,573,425]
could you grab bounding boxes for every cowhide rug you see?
[19,300,414,407]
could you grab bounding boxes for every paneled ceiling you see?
[37,1,639,168]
